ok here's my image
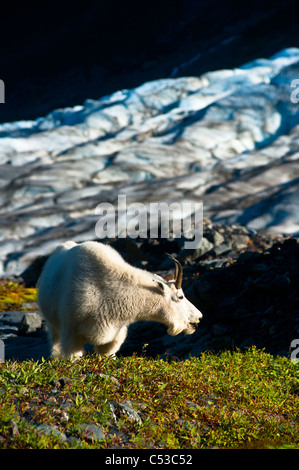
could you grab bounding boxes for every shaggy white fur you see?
[37,240,202,358]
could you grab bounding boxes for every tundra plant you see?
[95,195,203,249]
[37,241,203,358]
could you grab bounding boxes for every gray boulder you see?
[18,312,43,336]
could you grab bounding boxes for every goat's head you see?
[154,254,203,336]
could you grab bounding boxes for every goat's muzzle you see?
[190,322,199,331]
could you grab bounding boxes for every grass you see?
[0,348,298,449]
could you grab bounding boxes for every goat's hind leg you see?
[47,322,62,357]
[60,327,85,359]
[94,326,128,356]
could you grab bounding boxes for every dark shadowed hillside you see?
[1,0,299,122]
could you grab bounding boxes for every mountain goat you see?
[37,240,202,358]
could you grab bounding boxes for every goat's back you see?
[37,240,138,321]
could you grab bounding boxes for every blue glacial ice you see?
[0,48,298,276]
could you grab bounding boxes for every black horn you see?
[166,253,183,290]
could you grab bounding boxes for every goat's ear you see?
[154,280,166,293]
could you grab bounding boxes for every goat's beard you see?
[167,324,185,336]
[168,323,196,336]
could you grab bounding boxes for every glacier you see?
[0,48,299,276]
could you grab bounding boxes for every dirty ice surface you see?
[0,48,299,276]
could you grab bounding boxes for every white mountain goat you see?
[37,240,203,358]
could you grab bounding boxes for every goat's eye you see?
[177,295,183,300]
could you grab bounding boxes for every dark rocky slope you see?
[120,227,299,359]
[2,222,298,361]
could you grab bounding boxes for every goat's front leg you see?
[94,326,128,356]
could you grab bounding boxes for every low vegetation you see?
[0,348,298,449]
[0,281,298,449]
[0,281,37,312]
